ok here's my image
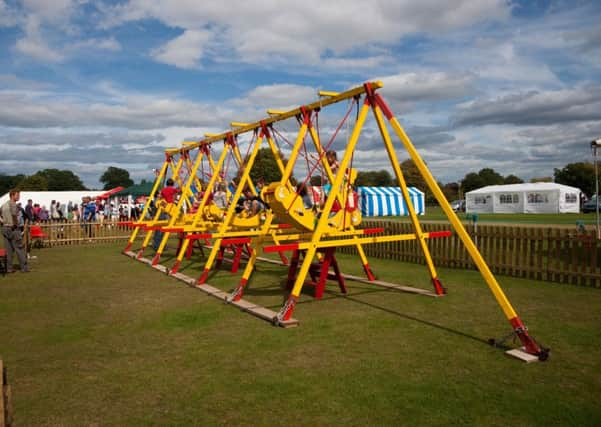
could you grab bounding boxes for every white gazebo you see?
[465,183,582,214]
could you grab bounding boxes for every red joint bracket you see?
[123,242,133,252]
[363,263,376,281]
[198,269,210,284]
[432,277,446,295]
[277,295,298,322]
[300,106,311,126]
[374,93,394,119]
[260,120,271,138]
[171,260,181,274]
[225,133,236,147]
[151,253,161,266]
[509,317,545,358]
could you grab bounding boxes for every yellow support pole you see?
[170,142,232,273]
[370,89,545,357]
[124,153,170,252]
[198,131,266,284]
[277,98,371,323]
[370,99,445,294]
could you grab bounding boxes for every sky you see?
[1,0,600,189]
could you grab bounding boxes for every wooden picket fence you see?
[339,220,601,288]
[30,220,132,247]
[29,219,601,287]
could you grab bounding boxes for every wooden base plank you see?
[505,348,540,363]
[256,256,440,297]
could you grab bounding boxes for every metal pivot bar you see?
[368,85,549,360]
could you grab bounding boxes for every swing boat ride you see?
[121,81,549,362]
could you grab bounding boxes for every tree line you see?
[0,167,134,195]
[2,159,598,205]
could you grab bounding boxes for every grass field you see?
[1,243,601,425]
[395,206,599,226]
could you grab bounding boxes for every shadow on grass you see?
[264,285,508,352]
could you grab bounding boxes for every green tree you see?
[0,173,25,195]
[504,174,524,184]
[356,170,393,186]
[100,166,134,190]
[35,169,87,190]
[554,162,598,196]
[530,176,553,183]
[18,174,49,191]
[248,148,285,184]
[461,168,505,193]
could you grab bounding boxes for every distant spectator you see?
[24,199,34,222]
[161,178,180,203]
[1,189,29,272]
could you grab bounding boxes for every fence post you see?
[1,359,13,427]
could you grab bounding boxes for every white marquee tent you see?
[0,191,106,210]
[465,183,582,214]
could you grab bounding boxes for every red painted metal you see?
[186,233,212,240]
[231,277,248,301]
[264,243,299,253]
[198,268,210,284]
[428,230,452,239]
[162,227,184,233]
[231,245,244,273]
[151,253,161,266]
[136,247,145,259]
[509,316,543,356]
[363,227,385,235]
[363,263,376,281]
[280,295,298,321]
[432,277,446,295]
[221,237,251,245]
[374,93,394,120]
[123,241,132,252]
[171,260,181,274]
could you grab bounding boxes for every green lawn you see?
[1,243,600,425]
[390,206,599,225]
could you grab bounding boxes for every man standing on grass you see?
[1,189,29,273]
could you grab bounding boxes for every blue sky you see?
[1,0,600,189]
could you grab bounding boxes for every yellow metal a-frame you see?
[123,81,548,360]
[259,82,546,359]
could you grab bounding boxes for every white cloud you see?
[151,29,211,69]
[15,15,64,62]
[378,71,475,103]
[453,84,601,126]
[101,0,510,66]
[230,84,317,110]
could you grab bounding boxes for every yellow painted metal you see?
[289,98,371,298]
[155,147,207,255]
[384,103,518,320]
[371,101,440,281]
[125,153,170,247]
[200,131,267,276]
[177,81,383,154]
[318,90,340,97]
[140,153,186,251]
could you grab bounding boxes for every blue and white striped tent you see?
[357,186,425,216]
